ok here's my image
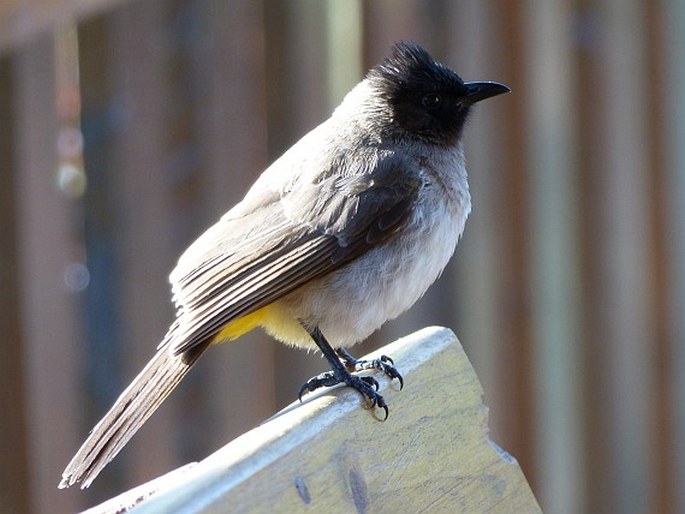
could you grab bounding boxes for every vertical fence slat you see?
[594,1,655,512]
[446,0,512,459]
[523,2,584,513]
[363,0,423,62]
[0,55,31,514]
[663,1,685,513]
[452,0,535,487]
[324,0,363,110]
[644,3,671,512]
[108,0,178,488]
[13,32,82,513]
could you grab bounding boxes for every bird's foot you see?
[298,368,389,420]
[336,348,404,390]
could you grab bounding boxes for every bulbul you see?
[59,41,509,489]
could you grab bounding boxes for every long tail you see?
[59,338,211,489]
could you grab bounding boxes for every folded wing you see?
[169,153,423,354]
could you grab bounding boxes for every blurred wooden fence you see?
[1,1,684,513]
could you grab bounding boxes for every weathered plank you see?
[84,327,541,513]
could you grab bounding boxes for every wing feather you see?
[168,153,423,354]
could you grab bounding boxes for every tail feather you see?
[59,339,211,489]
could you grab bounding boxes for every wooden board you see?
[84,327,541,513]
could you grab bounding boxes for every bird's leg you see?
[335,347,404,390]
[298,326,393,419]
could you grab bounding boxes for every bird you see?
[59,41,510,489]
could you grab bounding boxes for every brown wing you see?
[168,153,423,354]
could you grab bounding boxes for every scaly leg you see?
[297,326,402,420]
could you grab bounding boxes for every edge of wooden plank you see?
[83,327,540,513]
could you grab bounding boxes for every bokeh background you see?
[1,0,684,512]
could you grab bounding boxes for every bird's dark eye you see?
[421,93,441,109]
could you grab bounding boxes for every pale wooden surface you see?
[83,327,541,514]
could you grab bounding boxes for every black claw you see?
[383,365,404,390]
[371,357,403,390]
[380,354,394,365]
[361,376,380,391]
[375,396,389,421]
[298,370,341,402]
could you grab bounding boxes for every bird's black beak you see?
[462,81,511,105]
